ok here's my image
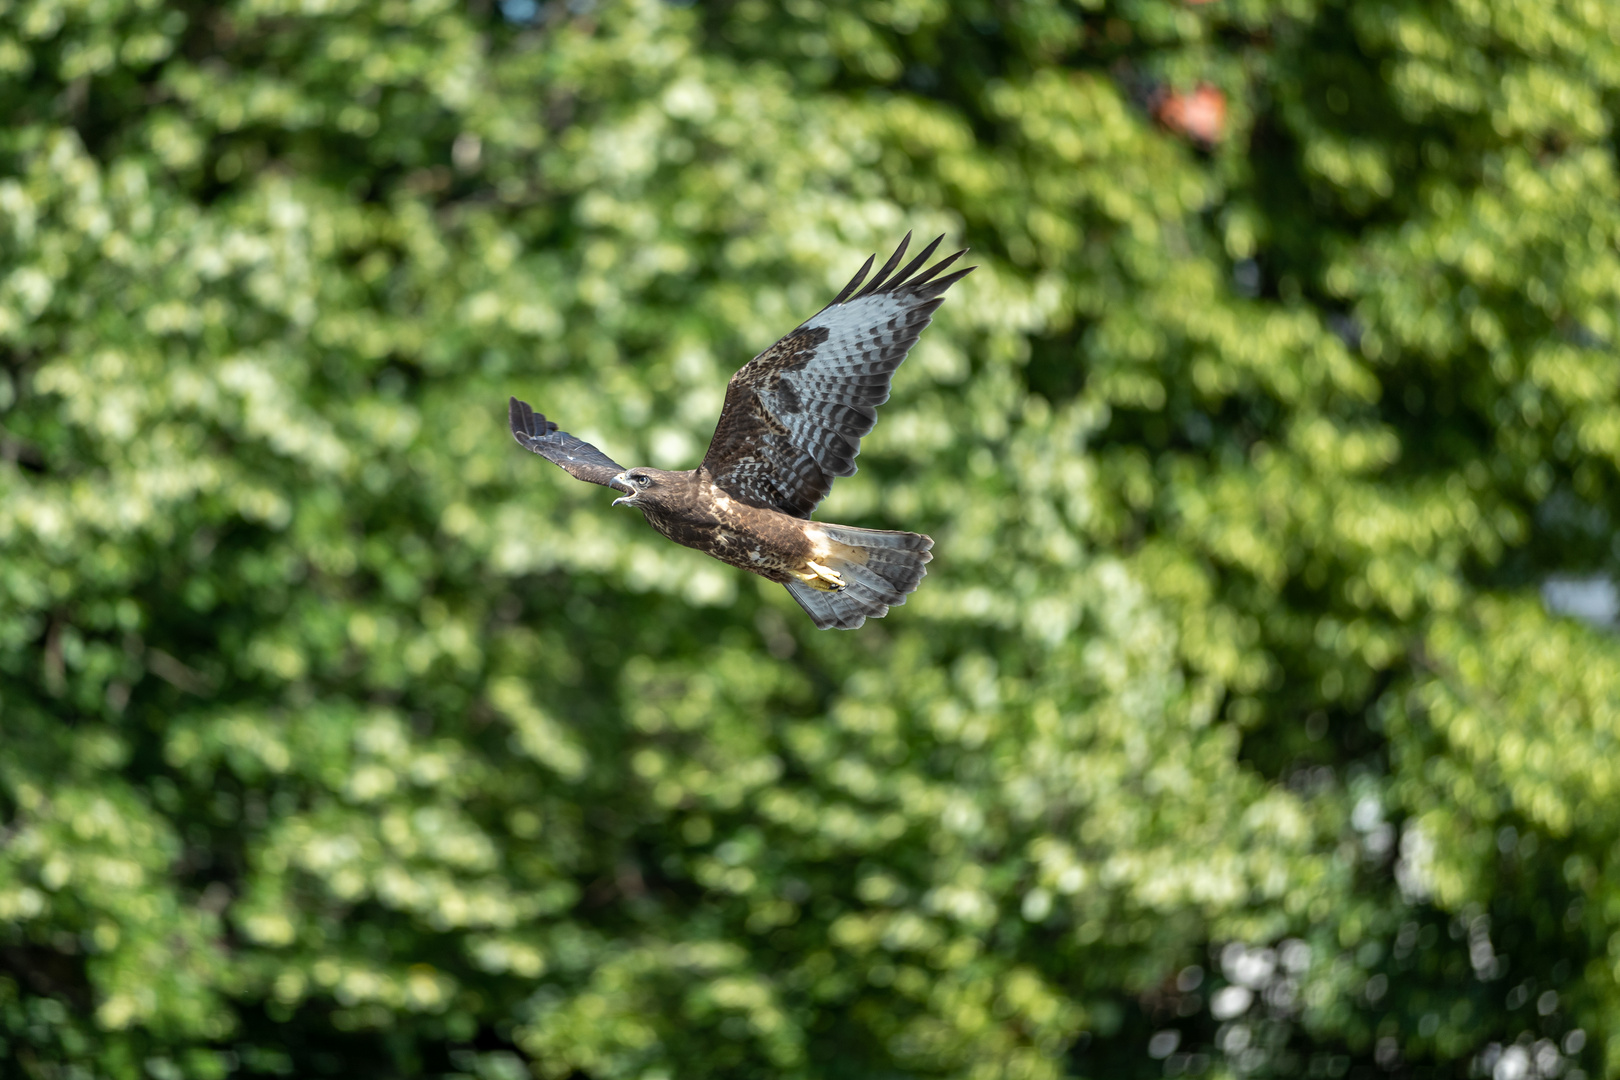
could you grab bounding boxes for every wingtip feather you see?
[855,231,913,299]
[835,235,975,303]
[914,262,975,300]
[886,234,946,292]
[509,396,559,444]
[904,247,965,289]
[829,253,876,307]
[509,396,531,441]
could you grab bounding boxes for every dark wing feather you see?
[509,397,624,487]
[702,234,975,517]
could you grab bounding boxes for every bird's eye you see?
[635,474,650,487]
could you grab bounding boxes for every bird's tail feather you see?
[785,525,933,630]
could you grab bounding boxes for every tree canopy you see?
[3,0,1620,1077]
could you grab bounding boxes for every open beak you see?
[610,474,635,507]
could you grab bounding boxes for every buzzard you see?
[510,233,973,629]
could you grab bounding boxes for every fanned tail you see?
[785,525,933,630]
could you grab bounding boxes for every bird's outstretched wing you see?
[701,234,974,518]
[509,397,624,487]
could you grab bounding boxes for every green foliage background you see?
[2,0,1620,1076]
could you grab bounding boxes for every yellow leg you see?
[791,560,846,592]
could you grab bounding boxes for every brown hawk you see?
[509,233,973,629]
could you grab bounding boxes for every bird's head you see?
[610,468,676,508]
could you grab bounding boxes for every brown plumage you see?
[509,234,973,629]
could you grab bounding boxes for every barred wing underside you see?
[701,234,974,518]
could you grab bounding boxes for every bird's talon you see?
[806,560,845,591]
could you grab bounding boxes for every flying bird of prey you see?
[510,233,973,629]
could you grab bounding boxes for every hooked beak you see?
[610,474,635,507]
